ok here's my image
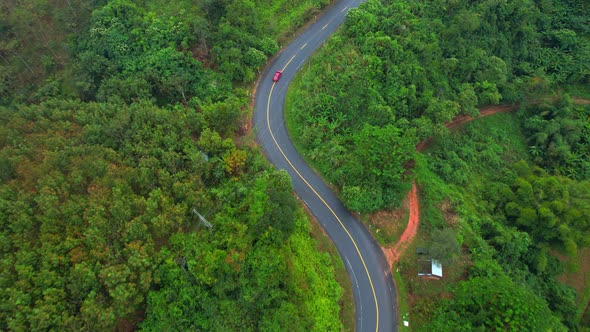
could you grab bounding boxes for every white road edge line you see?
[346,256,363,331]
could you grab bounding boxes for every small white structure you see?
[431,260,443,278]
[417,259,443,278]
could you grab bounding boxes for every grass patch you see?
[308,206,355,331]
[360,207,409,247]
[393,269,411,331]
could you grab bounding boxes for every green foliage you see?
[0,0,95,104]
[521,97,590,180]
[0,97,342,329]
[286,0,590,329]
[0,99,205,329]
[425,276,566,331]
[427,113,528,186]
[289,63,417,212]
[341,185,383,213]
[426,228,461,266]
[413,111,586,329]
[74,0,231,105]
[142,216,343,331]
[202,95,246,137]
[287,0,590,214]
[501,161,590,258]
[338,124,416,212]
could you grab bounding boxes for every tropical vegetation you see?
[1,0,348,330]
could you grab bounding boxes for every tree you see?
[520,98,589,179]
[457,83,479,116]
[202,97,244,136]
[475,81,502,105]
[354,124,415,183]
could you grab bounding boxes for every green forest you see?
[0,0,350,330]
[286,0,590,330]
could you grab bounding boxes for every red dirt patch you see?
[558,247,590,324]
[382,182,419,269]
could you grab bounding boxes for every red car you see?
[272,70,283,82]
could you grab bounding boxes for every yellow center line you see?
[266,51,380,332]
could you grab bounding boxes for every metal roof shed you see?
[418,259,443,278]
[431,260,443,278]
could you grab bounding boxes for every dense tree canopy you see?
[0,97,344,330]
[1,0,332,106]
[284,0,589,328]
[0,0,346,330]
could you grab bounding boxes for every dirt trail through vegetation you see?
[384,102,524,268]
[382,182,419,268]
[416,103,520,152]
[385,97,590,269]
[445,104,519,130]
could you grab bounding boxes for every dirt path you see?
[446,104,519,130]
[573,97,590,105]
[382,182,419,268]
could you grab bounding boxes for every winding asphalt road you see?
[253,0,397,331]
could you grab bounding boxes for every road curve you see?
[253,0,397,331]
